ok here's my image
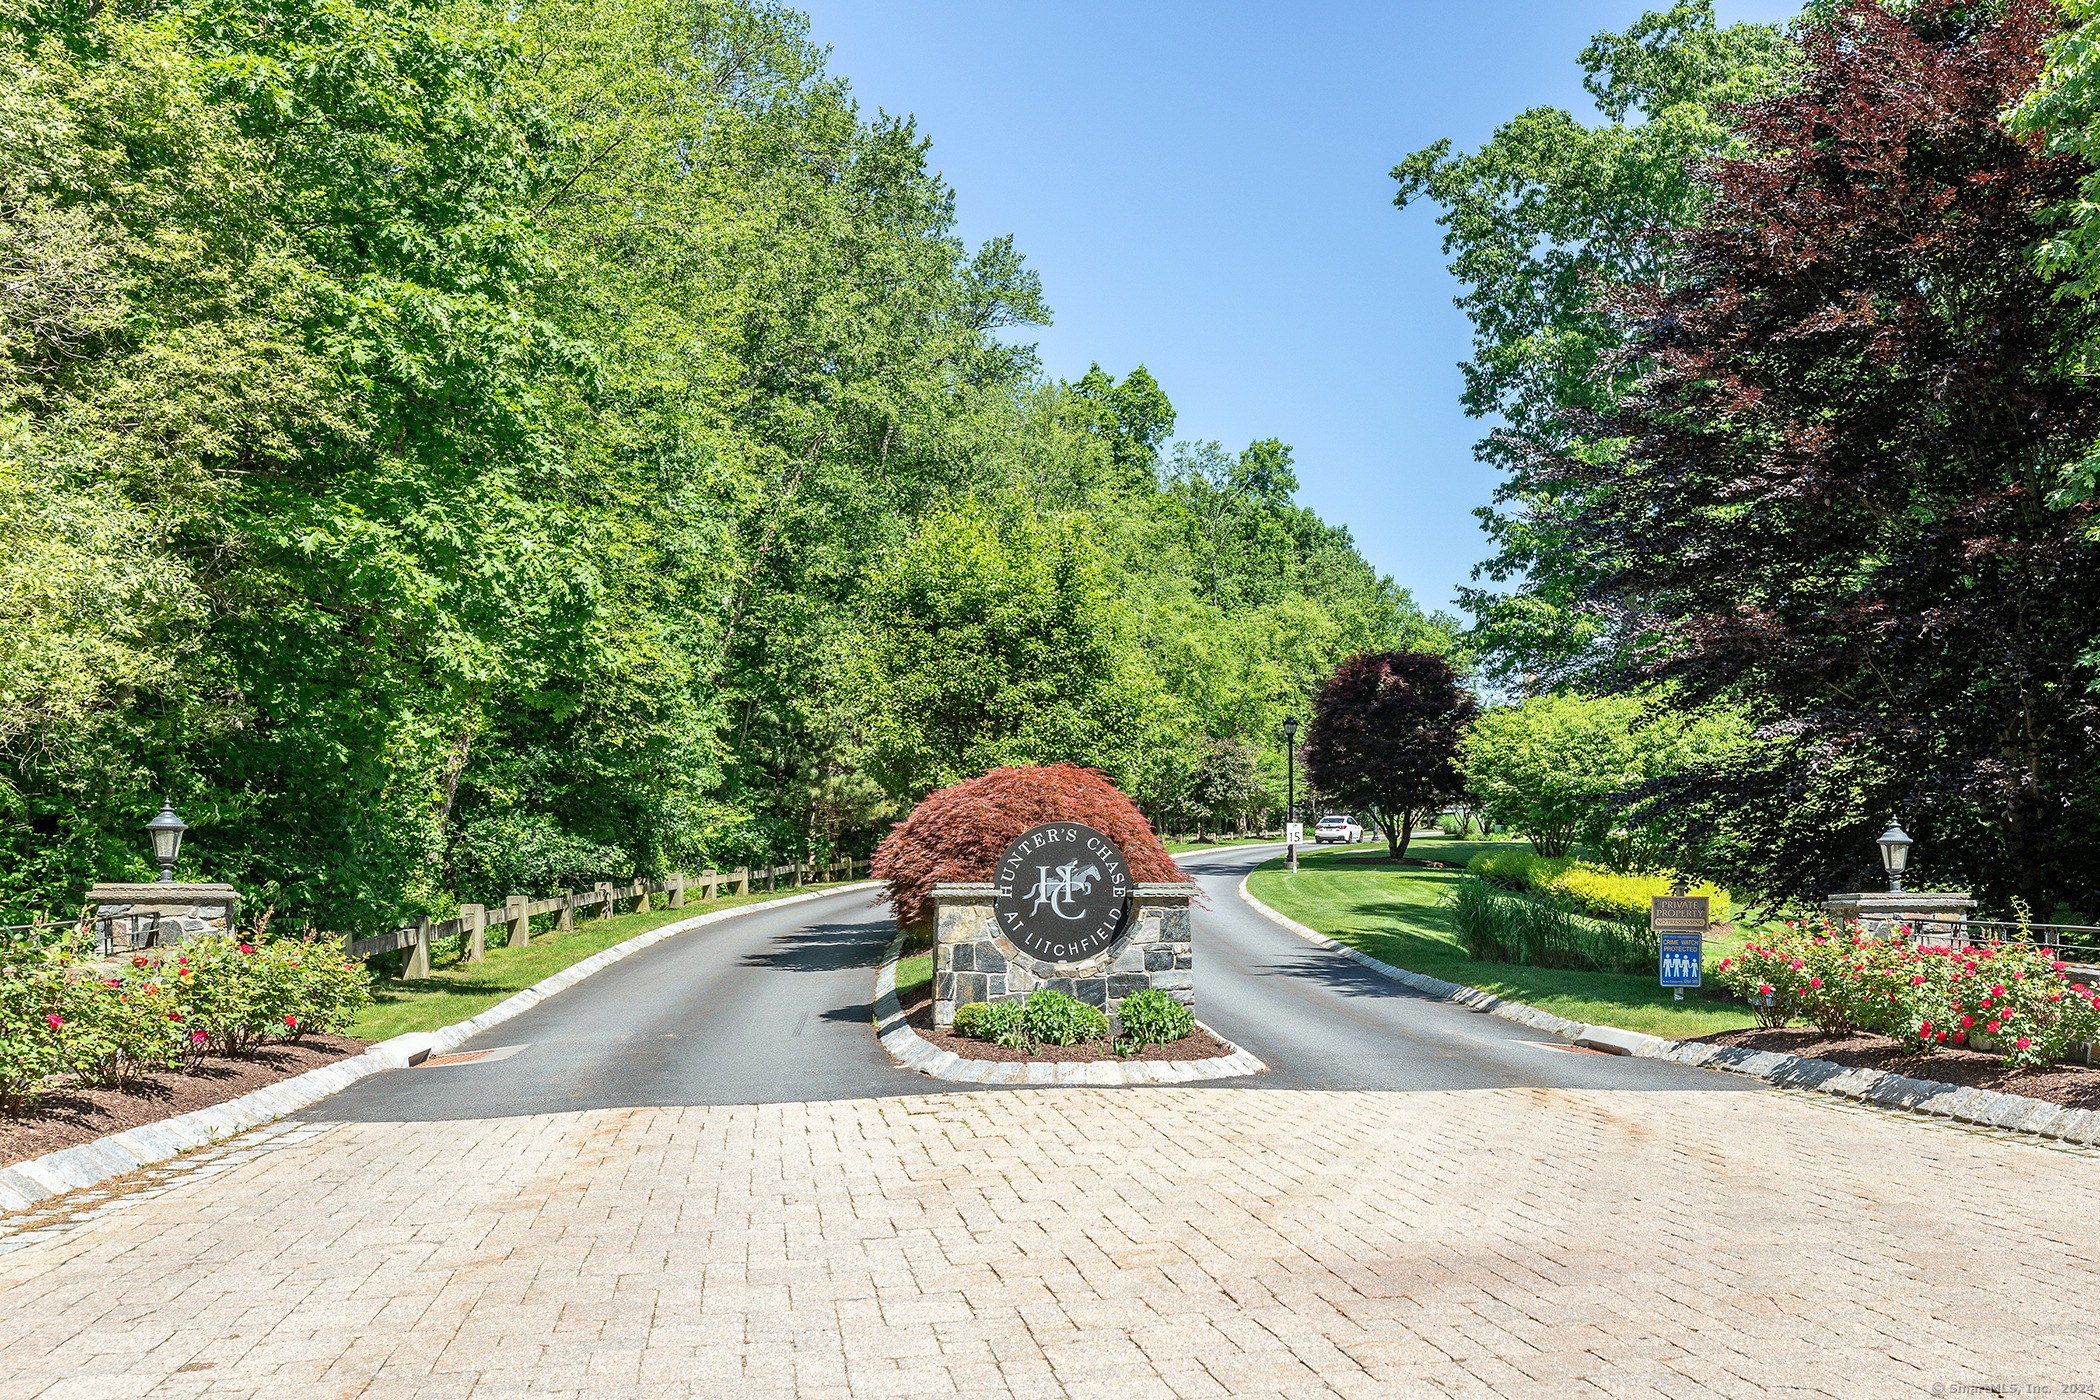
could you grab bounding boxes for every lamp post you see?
[1877,817,1912,895]
[1282,715,1299,873]
[144,799,188,884]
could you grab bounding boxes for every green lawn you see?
[895,952,931,999]
[1246,835,1762,1039]
[1161,834,1285,853]
[350,881,869,1040]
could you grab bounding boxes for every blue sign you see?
[1659,932,1702,987]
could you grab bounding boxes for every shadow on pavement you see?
[738,919,889,974]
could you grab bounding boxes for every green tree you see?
[1460,693,1745,865]
[1069,364,1176,491]
[1393,1,1796,688]
[845,506,1154,798]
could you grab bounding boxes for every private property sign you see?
[1653,895,1709,989]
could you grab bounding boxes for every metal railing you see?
[1908,918,2100,966]
[0,915,139,959]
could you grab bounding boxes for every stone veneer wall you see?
[931,881,1195,1031]
[87,883,241,954]
[1821,891,1977,943]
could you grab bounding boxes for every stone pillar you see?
[1823,891,1978,946]
[930,881,1196,1032]
[88,883,240,955]
[504,895,529,950]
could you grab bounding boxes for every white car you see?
[1313,815,1364,844]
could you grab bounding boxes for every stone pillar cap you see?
[1133,882,1199,899]
[1824,890,1976,907]
[930,882,997,898]
[88,882,240,900]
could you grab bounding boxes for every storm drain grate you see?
[419,1044,528,1068]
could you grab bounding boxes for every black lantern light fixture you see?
[144,799,188,883]
[1877,817,1912,894]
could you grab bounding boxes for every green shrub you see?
[1446,877,1657,975]
[1465,850,1573,892]
[1116,987,1193,1050]
[1020,988,1108,1046]
[0,947,70,1110]
[1543,865,1730,924]
[951,998,1029,1048]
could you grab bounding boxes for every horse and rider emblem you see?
[1024,858,1103,920]
[993,822,1133,963]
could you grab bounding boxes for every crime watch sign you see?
[992,822,1133,963]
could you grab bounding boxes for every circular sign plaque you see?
[992,822,1134,963]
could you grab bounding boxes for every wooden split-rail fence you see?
[344,858,871,976]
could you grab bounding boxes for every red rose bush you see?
[1716,918,2100,1069]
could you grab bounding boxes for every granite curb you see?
[0,881,884,1214]
[1235,872,2100,1148]
[872,930,1266,1085]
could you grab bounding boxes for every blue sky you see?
[800,0,1800,617]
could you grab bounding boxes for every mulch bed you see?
[1690,1026,2100,1110]
[897,984,1230,1064]
[1,1033,370,1170]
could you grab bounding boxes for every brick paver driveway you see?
[3,1085,2094,1398]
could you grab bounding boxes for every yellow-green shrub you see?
[1465,850,1573,891]
[1543,864,1729,922]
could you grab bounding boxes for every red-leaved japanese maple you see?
[872,764,1180,927]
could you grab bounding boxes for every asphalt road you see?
[305,846,1756,1120]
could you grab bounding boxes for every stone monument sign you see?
[932,821,1195,1032]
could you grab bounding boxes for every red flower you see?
[1911,975,1925,986]
[1758,983,1773,995]
[1961,1016,1974,1028]
[238,943,254,955]
[45,1014,62,1030]
[130,955,149,968]
[284,1015,298,1029]
[1987,1020,2002,1034]
[1809,978,1824,990]
[191,1030,207,1043]
[2017,1037,2031,1049]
